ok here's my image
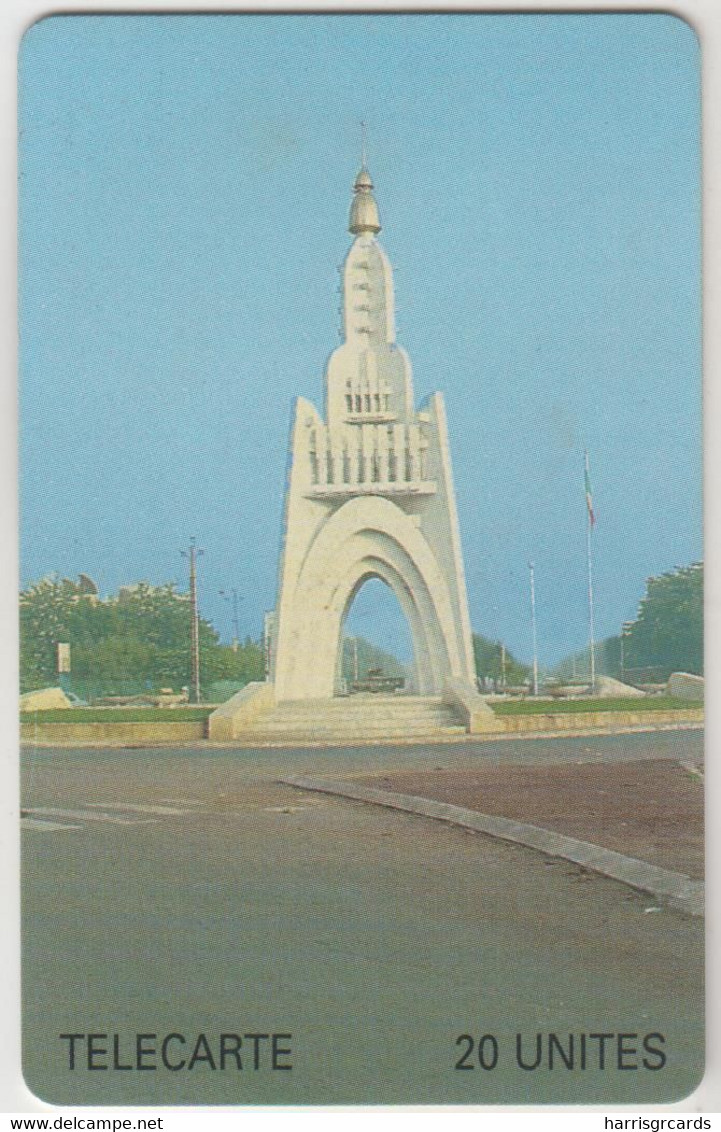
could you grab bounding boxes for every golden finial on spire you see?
[349,122,381,235]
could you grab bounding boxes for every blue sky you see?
[19,13,701,666]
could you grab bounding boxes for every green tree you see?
[624,562,703,679]
[20,577,85,692]
[340,636,407,682]
[552,562,704,684]
[201,642,265,687]
[19,577,264,699]
[553,636,622,682]
[473,633,529,685]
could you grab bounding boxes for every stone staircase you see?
[237,694,467,744]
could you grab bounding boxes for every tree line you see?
[20,577,264,700]
[22,559,700,700]
[17,576,533,699]
[472,634,529,686]
[621,561,702,679]
[554,562,703,683]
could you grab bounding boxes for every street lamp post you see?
[584,451,597,693]
[529,561,539,697]
[220,588,242,652]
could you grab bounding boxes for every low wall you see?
[19,701,703,746]
[498,708,703,734]
[443,680,498,733]
[20,721,207,745]
[208,681,275,741]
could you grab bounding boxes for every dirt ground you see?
[355,757,704,879]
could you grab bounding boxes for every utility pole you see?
[500,642,506,689]
[529,561,539,696]
[620,621,633,682]
[181,538,203,704]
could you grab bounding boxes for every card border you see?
[3,0,718,1117]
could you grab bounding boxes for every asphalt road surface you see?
[21,730,704,1106]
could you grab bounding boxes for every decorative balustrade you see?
[306,422,435,498]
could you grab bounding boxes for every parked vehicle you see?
[349,667,405,694]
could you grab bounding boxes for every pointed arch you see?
[273,496,467,700]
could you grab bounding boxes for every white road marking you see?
[21,818,81,832]
[158,798,202,806]
[84,802,188,815]
[26,807,155,826]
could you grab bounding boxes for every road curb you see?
[21,713,703,748]
[23,720,703,750]
[281,774,704,918]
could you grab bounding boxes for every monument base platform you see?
[229,693,468,744]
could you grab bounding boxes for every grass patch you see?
[20,707,214,724]
[491,696,699,716]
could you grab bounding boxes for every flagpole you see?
[585,451,596,693]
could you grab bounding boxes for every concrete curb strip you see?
[20,711,702,747]
[281,774,704,918]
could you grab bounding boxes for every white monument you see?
[271,162,476,701]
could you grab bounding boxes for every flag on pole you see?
[584,451,596,527]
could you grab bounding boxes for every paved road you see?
[21,730,704,1106]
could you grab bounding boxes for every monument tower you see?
[271,160,476,701]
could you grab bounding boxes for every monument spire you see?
[270,155,477,701]
[349,126,381,235]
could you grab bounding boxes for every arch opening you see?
[337,575,416,696]
[273,494,469,700]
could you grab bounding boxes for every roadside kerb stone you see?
[205,716,702,748]
[20,710,702,748]
[281,774,704,918]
